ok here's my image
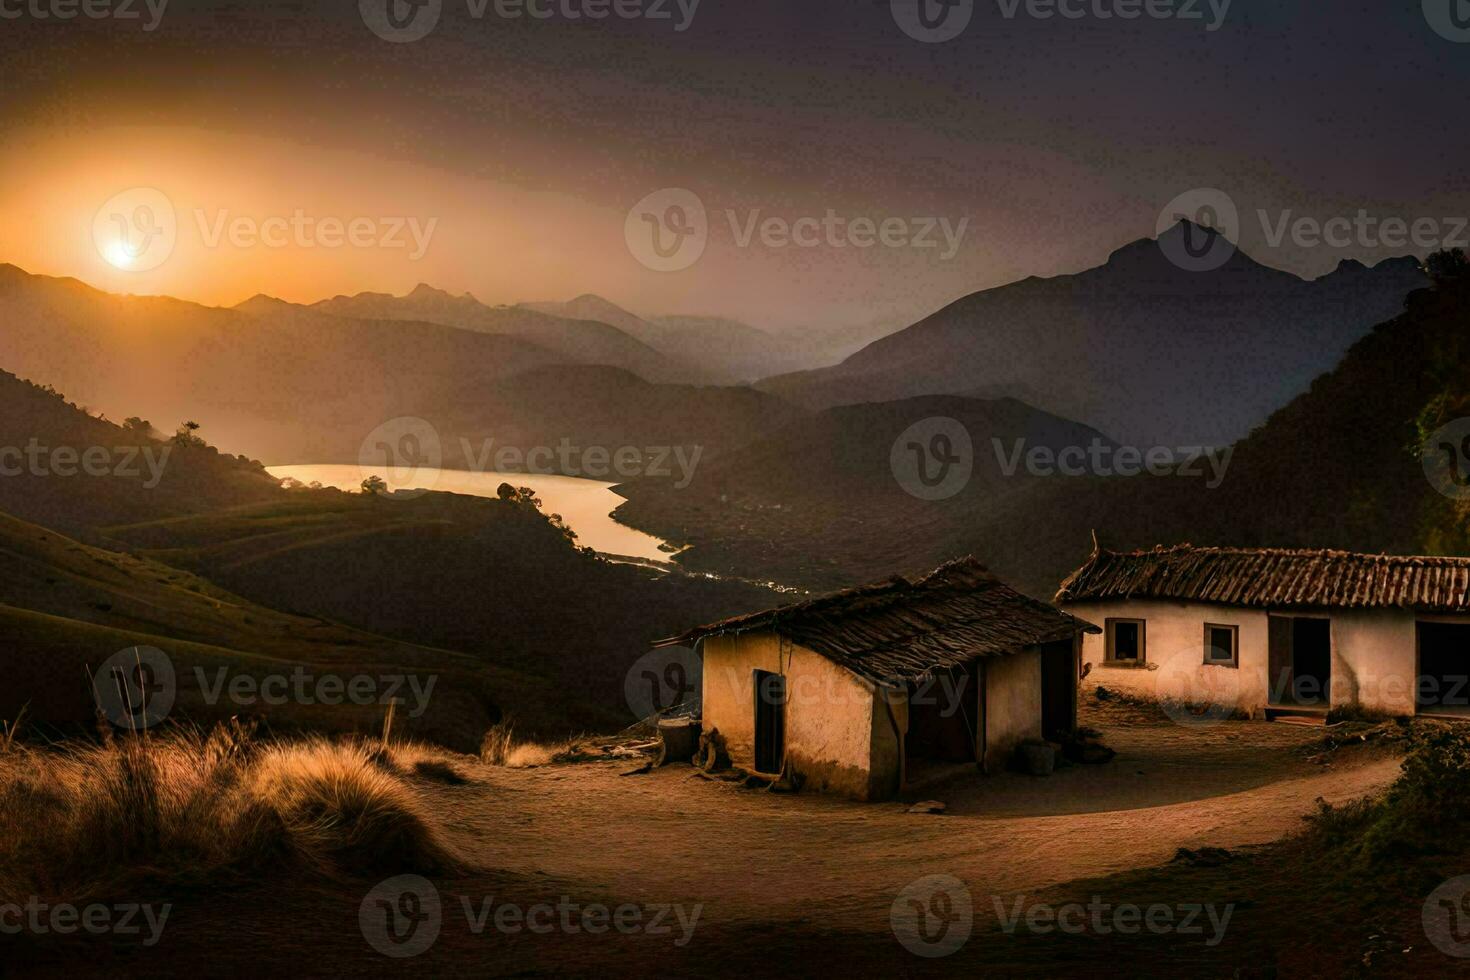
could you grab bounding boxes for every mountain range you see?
[759,222,1426,447]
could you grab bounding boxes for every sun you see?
[102,239,135,269]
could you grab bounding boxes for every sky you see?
[0,0,1466,330]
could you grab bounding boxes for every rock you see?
[907,800,946,814]
[1017,740,1055,776]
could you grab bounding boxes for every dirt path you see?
[435,708,1400,934]
[13,709,1406,979]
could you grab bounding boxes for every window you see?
[1105,618,1146,664]
[1204,623,1239,667]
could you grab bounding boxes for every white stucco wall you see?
[1065,600,1271,715]
[1063,600,1470,717]
[700,630,885,798]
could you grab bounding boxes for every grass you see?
[0,720,471,909]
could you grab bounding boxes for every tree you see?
[1426,248,1467,286]
[361,475,388,496]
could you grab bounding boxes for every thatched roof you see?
[657,556,1098,685]
[1056,544,1470,613]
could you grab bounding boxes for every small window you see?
[1204,623,1239,667]
[1106,618,1146,664]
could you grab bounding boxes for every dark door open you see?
[1269,615,1332,706]
[753,670,786,774]
[1418,622,1470,713]
[1040,640,1077,741]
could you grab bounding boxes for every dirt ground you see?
[12,704,1410,978]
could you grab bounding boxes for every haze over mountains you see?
[617,270,1470,597]
[0,223,1432,483]
[760,222,1427,447]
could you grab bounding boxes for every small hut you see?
[656,557,1098,800]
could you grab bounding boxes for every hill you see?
[107,487,784,723]
[758,222,1426,447]
[308,284,696,383]
[617,274,1470,597]
[0,506,557,748]
[0,368,282,536]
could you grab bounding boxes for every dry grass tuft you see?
[0,723,469,908]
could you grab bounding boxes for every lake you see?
[266,464,675,563]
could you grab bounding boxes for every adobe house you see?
[656,557,1098,801]
[1055,542,1470,723]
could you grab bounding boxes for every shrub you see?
[0,724,468,908]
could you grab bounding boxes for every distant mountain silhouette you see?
[758,222,1426,447]
[0,266,796,468]
[310,285,695,383]
[617,275,1470,597]
[523,295,868,384]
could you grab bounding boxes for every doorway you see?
[1417,622,1470,715]
[1040,640,1078,741]
[753,670,786,774]
[1269,615,1331,706]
